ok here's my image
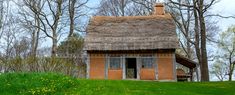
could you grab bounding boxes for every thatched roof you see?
[84,14,179,51]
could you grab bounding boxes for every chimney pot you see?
[154,3,165,15]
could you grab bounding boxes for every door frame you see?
[123,56,140,80]
[125,58,137,79]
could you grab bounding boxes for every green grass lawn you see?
[0,72,235,95]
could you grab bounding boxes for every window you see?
[110,57,121,69]
[141,57,154,68]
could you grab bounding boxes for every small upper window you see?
[141,57,154,68]
[110,57,121,69]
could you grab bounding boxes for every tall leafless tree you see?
[67,0,88,37]
[17,0,43,59]
[210,59,228,81]
[22,0,64,57]
[166,0,194,59]
[218,26,235,81]
[167,0,218,81]
[0,0,8,40]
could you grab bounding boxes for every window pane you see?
[141,57,154,68]
[110,57,121,69]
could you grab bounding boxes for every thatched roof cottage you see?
[84,3,197,81]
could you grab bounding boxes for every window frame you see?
[141,56,154,69]
[109,56,122,70]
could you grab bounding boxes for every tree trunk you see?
[31,14,40,57]
[31,27,36,56]
[185,3,192,59]
[51,31,57,57]
[68,0,76,37]
[228,62,232,81]
[193,0,201,81]
[34,26,40,56]
[198,0,209,81]
[51,0,62,57]
[121,0,125,16]
[228,54,235,81]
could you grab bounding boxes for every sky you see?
[212,0,235,31]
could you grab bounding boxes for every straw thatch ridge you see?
[84,14,179,51]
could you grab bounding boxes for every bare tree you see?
[17,0,43,59]
[96,0,133,16]
[210,59,228,81]
[23,0,64,57]
[0,0,3,31]
[68,0,77,37]
[0,0,9,39]
[217,26,235,81]
[13,37,30,58]
[0,0,5,72]
[96,0,163,16]
[1,10,21,72]
[130,0,158,15]
[60,0,87,58]
[67,0,88,37]
[166,0,194,59]
[167,0,218,81]
[44,0,63,57]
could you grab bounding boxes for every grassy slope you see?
[0,73,235,95]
